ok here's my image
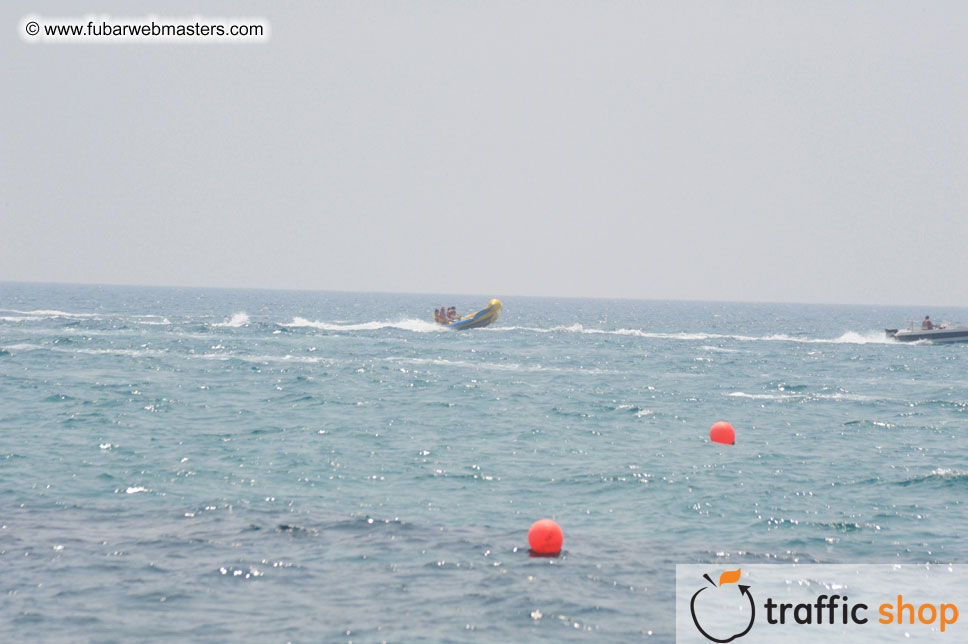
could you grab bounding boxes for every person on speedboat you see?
[922,316,934,330]
[435,307,447,324]
[447,307,458,322]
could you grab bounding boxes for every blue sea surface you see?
[1,283,966,642]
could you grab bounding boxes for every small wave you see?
[278,524,319,536]
[131,315,171,326]
[726,391,787,401]
[551,406,593,419]
[71,347,168,358]
[842,420,895,429]
[0,308,101,319]
[815,392,881,402]
[928,467,968,479]
[384,356,614,375]
[1,344,165,359]
[135,320,171,326]
[192,353,336,366]
[727,390,878,403]
[611,404,655,417]
[213,312,250,328]
[896,468,968,487]
[700,345,740,353]
[285,317,444,333]
[490,324,892,345]
[828,331,894,345]
[913,400,968,411]
[494,323,721,339]
[388,356,522,371]
[0,343,46,352]
[775,383,809,391]
[811,521,866,533]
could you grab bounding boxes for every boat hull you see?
[446,299,502,331]
[886,326,968,343]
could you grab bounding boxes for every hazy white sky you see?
[3,1,967,305]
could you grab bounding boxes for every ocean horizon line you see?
[2,279,966,311]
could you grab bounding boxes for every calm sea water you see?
[2,283,966,643]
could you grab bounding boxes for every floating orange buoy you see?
[528,519,563,555]
[710,421,735,445]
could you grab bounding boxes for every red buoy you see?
[710,421,735,445]
[528,519,563,555]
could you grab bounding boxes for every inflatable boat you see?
[440,299,503,330]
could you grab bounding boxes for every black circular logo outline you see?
[689,583,756,643]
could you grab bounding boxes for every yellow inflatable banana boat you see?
[437,299,503,330]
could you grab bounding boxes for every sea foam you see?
[285,317,444,333]
[492,323,895,345]
[213,312,250,328]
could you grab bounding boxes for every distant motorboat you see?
[885,325,968,343]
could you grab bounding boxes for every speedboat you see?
[439,299,503,330]
[885,325,968,343]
